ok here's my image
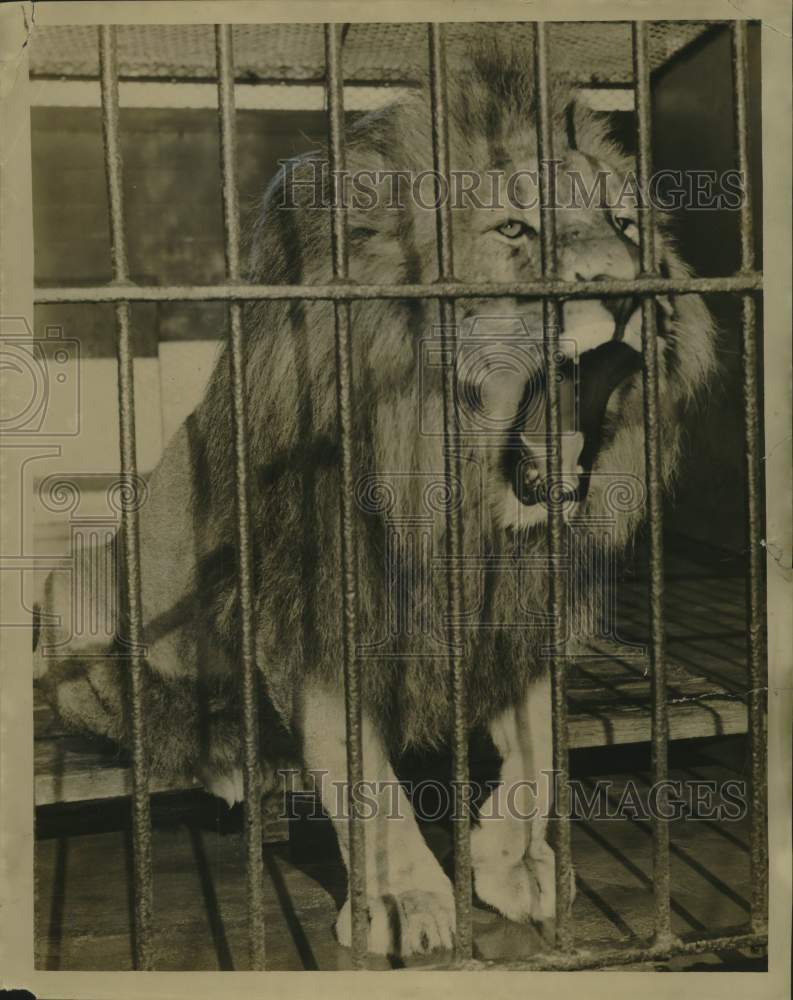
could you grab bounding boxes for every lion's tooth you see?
[657,294,674,317]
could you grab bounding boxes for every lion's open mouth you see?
[504,339,644,508]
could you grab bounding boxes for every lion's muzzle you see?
[509,340,643,508]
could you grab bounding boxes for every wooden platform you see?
[35,735,765,971]
[34,550,751,808]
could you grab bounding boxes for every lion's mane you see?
[181,34,716,752]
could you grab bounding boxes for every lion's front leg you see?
[471,672,576,924]
[299,677,455,958]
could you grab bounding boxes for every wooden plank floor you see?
[34,544,764,970]
[35,736,764,971]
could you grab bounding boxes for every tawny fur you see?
[36,30,716,781]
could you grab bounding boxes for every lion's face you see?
[440,142,705,538]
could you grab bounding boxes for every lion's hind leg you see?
[299,677,455,958]
[36,637,247,795]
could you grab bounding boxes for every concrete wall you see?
[33,106,329,354]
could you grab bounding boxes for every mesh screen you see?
[29,21,715,85]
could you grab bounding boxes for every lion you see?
[34,33,716,958]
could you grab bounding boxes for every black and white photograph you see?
[0,0,790,990]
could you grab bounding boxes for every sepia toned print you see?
[1,5,790,991]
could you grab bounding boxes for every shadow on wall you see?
[651,23,763,557]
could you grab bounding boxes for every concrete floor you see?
[35,735,765,972]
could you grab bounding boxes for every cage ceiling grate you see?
[29,22,715,85]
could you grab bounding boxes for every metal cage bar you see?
[730,19,768,934]
[476,928,768,971]
[215,24,267,970]
[97,25,154,971]
[632,20,673,949]
[323,22,369,968]
[427,23,472,961]
[34,18,767,972]
[33,273,762,305]
[532,22,574,954]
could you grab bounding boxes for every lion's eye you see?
[495,220,533,240]
[613,214,639,243]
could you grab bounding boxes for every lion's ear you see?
[563,94,600,154]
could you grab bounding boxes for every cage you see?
[23,18,767,973]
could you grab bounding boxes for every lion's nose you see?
[557,238,643,354]
[562,231,639,282]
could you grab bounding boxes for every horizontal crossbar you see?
[34,273,762,305]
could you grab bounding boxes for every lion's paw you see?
[474,859,543,922]
[527,841,577,922]
[335,888,455,957]
[199,765,244,807]
[474,849,576,924]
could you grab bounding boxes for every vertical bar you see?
[215,24,266,970]
[98,24,153,970]
[324,23,368,968]
[632,21,672,949]
[731,19,767,933]
[427,23,472,961]
[533,22,573,954]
